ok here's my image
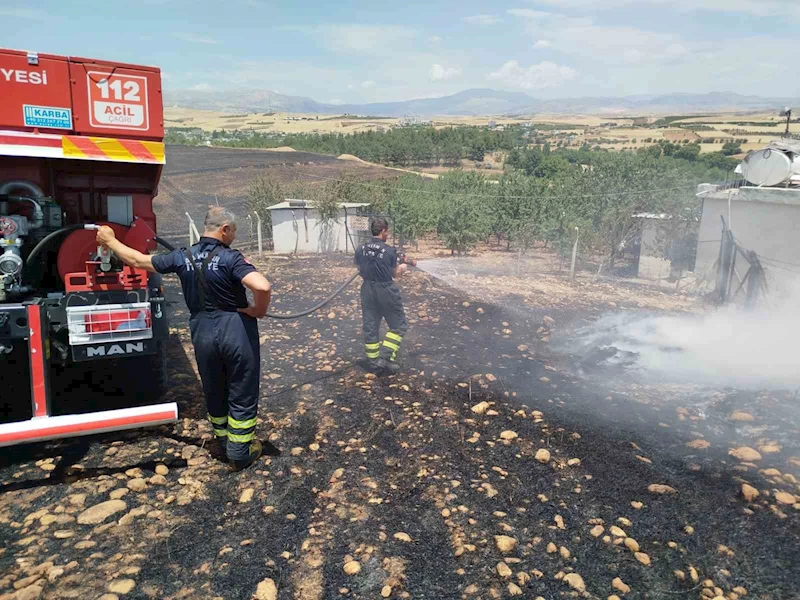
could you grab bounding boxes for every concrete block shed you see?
[695,184,800,285]
[633,214,697,281]
[267,200,371,254]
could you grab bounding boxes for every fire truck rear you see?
[0,48,177,447]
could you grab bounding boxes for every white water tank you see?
[740,141,800,186]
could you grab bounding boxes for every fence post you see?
[186,212,200,245]
[745,251,762,309]
[570,227,579,283]
[256,213,263,256]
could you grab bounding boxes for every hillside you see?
[164,87,800,117]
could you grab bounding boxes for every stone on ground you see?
[108,579,136,594]
[494,536,517,553]
[728,411,754,422]
[344,561,361,575]
[563,573,586,593]
[535,449,551,464]
[648,484,677,495]
[77,500,127,525]
[741,484,759,502]
[619,535,637,551]
[254,578,278,600]
[612,577,631,594]
[508,582,523,596]
[126,478,147,492]
[471,401,490,415]
[729,447,762,462]
[635,552,651,566]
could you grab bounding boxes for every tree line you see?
[168,125,538,166]
[249,146,734,270]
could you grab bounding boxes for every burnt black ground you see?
[1,252,799,600]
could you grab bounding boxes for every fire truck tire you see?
[128,340,168,399]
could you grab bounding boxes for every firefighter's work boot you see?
[380,360,401,375]
[365,358,383,373]
[232,440,263,472]
[207,438,230,463]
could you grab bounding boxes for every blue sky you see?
[2,0,799,103]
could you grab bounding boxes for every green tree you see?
[722,141,742,156]
[436,172,491,254]
[247,174,286,242]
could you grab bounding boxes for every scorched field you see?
[1,250,798,600]
[1,146,798,600]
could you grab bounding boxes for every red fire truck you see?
[0,48,177,447]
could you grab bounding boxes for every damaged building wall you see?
[695,186,800,286]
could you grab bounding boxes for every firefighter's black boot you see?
[232,440,263,472]
[378,359,401,375]
[207,437,230,463]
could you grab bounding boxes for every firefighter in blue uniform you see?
[355,218,408,374]
[96,207,272,470]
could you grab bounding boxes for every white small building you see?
[695,185,800,284]
[695,140,800,289]
[267,200,370,254]
[633,213,697,280]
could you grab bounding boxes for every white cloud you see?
[508,10,695,66]
[429,35,443,43]
[429,64,462,81]
[0,7,50,20]
[508,8,557,19]
[488,60,577,89]
[360,80,376,89]
[189,83,213,91]
[173,32,218,45]
[463,14,502,25]
[523,0,800,19]
[313,24,417,54]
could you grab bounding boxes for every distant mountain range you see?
[164,87,797,117]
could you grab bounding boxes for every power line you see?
[759,257,800,273]
[758,255,800,269]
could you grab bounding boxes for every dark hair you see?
[370,218,389,236]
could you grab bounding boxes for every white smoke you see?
[576,279,800,389]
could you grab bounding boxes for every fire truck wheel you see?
[129,341,168,399]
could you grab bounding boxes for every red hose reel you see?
[57,219,156,292]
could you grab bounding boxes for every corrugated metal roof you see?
[267,201,371,210]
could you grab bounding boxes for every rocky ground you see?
[1,253,798,600]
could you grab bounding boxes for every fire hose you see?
[154,236,369,320]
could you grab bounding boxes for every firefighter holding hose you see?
[355,218,410,374]
[96,207,271,471]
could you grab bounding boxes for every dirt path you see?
[1,255,798,600]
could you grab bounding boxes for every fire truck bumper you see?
[0,402,178,448]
